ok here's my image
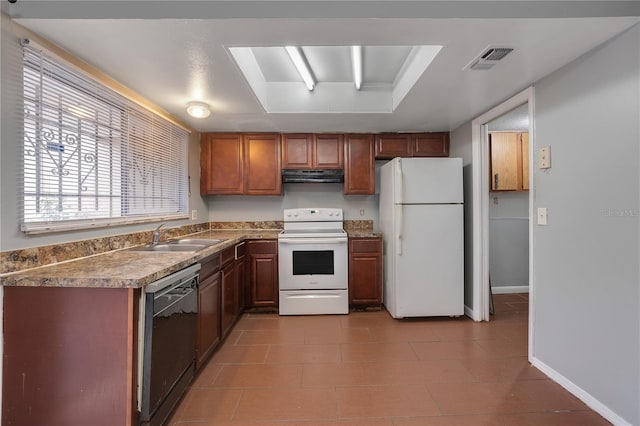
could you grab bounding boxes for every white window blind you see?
[20,41,189,234]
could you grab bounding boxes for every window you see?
[20,42,189,233]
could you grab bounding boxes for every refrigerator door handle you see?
[394,158,403,204]
[395,204,403,255]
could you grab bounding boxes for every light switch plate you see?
[537,207,548,225]
[191,210,198,220]
[539,146,551,169]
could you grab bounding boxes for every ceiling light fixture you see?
[285,46,315,91]
[186,101,211,118]
[351,45,363,90]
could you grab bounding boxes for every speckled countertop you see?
[347,230,382,238]
[0,230,281,289]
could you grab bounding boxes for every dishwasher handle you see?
[153,285,196,318]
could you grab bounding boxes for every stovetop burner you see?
[280,208,346,239]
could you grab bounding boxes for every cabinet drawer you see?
[235,241,247,259]
[200,253,221,280]
[350,238,381,253]
[221,246,235,267]
[247,240,278,254]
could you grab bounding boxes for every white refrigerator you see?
[380,157,464,318]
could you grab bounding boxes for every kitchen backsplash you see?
[0,220,374,274]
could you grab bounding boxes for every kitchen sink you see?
[129,238,227,252]
[172,238,227,246]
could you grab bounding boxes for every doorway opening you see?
[470,86,534,360]
[487,104,530,305]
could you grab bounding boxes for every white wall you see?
[489,192,529,289]
[449,122,474,309]
[533,24,639,425]
[208,182,380,227]
[0,16,208,252]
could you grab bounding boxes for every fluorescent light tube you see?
[285,46,315,91]
[351,45,363,90]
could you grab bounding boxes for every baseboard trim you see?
[491,286,529,294]
[531,356,632,426]
[464,304,477,321]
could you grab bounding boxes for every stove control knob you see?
[293,213,299,217]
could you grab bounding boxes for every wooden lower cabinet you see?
[221,260,236,338]
[197,270,221,369]
[3,287,139,426]
[246,240,279,309]
[348,237,383,308]
[197,253,222,369]
[235,242,247,315]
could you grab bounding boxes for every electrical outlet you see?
[539,146,551,169]
[537,207,548,225]
[191,210,198,220]
[359,208,365,216]
[493,197,499,205]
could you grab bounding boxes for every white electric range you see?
[277,208,348,315]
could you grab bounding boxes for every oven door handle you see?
[278,238,347,245]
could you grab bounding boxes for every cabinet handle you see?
[494,174,499,190]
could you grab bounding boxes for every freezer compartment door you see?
[394,204,464,317]
[395,157,463,204]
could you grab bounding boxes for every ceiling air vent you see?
[465,46,514,71]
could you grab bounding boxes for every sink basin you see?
[130,243,207,252]
[129,238,227,252]
[172,238,227,246]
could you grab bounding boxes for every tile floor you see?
[168,294,610,425]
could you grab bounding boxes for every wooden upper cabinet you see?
[282,133,343,169]
[521,133,529,191]
[375,132,450,159]
[344,134,375,195]
[375,134,412,159]
[413,132,449,157]
[489,132,528,192]
[314,134,344,169]
[244,133,282,195]
[281,134,313,169]
[200,133,244,195]
[201,132,281,196]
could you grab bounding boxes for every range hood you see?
[282,169,344,183]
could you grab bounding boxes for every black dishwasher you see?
[140,263,200,426]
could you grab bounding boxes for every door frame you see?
[470,86,534,359]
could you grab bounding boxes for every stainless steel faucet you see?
[152,223,167,245]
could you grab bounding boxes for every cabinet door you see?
[221,262,235,337]
[374,133,412,159]
[521,133,529,191]
[244,133,282,195]
[348,238,382,307]
[413,132,450,157]
[489,132,520,191]
[235,257,245,317]
[282,134,313,169]
[200,133,244,195]
[197,272,220,369]
[344,134,375,195]
[314,134,344,169]
[246,240,278,308]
